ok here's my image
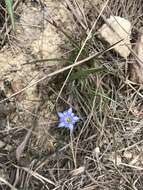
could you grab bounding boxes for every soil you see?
[1,1,143,190]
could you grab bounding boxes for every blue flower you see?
[57,108,80,132]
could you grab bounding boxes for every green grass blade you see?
[5,0,16,31]
[70,67,111,81]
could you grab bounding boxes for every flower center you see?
[66,117,71,123]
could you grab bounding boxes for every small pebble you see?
[5,145,13,151]
[0,141,6,148]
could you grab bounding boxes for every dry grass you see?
[0,0,143,189]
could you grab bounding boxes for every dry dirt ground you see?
[0,0,143,190]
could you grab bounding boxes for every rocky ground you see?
[0,0,143,189]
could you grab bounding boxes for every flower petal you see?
[63,111,68,116]
[68,124,74,131]
[68,108,72,114]
[57,112,64,117]
[74,116,80,121]
[58,122,65,128]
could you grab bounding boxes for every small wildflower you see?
[57,108,79,132]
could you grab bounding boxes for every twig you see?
[0,177,18,190]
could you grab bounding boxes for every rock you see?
[5,145,13,151]
[123,151,132,160]
[98,16,131,58]
[137,32,143,61]
[70,166,85,176]
[129,154,140,165]
[129,31,143,84]
[0,141,6,148]
[92,146,100,156]
[109,152,122,166]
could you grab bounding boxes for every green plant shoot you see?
[5,0,16,31]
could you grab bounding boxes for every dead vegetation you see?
[0,0,143,189]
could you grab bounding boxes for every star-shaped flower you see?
[57,108,80,132]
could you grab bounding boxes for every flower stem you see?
[70,131,77,169]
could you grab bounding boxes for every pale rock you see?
[123,151,132,160]
[137,33,143,61]
[5,145,13,151]
[70,166,85,176]
[98,16,131,58]
[130,32,143,84]
[92,146,100,156]
[109,152,122,166]
[129,155,140,165]
[0,141,6,148]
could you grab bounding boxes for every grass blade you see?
[5,0,16,31]
[70,67,110,81]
